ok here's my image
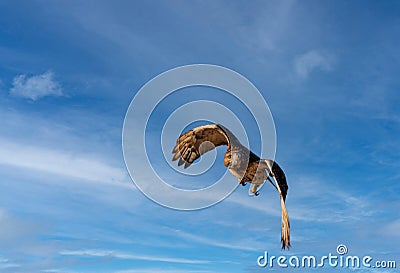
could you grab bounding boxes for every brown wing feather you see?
[172,124,230,168]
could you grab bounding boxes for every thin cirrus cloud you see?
[0,138,129,187]
[171,229,265,252]
[59,249,210,264]
[382,219,400,237]
[9,71,63,100]
[114,269,215,273]
[294,50,334,79]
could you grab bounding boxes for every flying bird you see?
[172,123,290,250]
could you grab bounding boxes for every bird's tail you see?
[264,160,291,250]
[279,193,291,250]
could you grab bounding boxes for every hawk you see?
[172,123,290,250]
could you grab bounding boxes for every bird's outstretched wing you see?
[172,124,230,168]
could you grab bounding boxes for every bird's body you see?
[172,123,291,249]
[224,144,267,194]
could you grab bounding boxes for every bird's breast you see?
[228,148,250,179]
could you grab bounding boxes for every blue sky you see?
[0,0,399,272]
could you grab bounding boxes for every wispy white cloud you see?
[115,269,214,273]
[240,0,296,52]
[0,138,129,187]
[0,208,43,244]
[0,262,20,270]
[10,71,63,100]
[382,219,400,237]
[171,229,264,252]
[287,175,374,223]
[60,249,210,264]
[294,50,334,78]
[0,255,19,270]
[227,174,373,224]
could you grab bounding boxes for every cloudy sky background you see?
[0,1,399,272]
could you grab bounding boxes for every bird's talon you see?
[240,181,247,186]
[255,191,259,196]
